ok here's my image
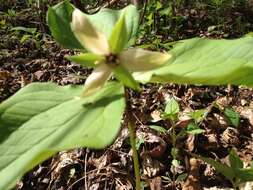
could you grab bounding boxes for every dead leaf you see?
[138,131,166,158]
[221,127,240,147]
[216,97,232,109]
[182,158,203,190]
[143,155,164,177]
[150,176,162,190]
[0,70,11,81]
[237,106,253,126]
[186,135,195,152]
[150,110,163,122]
[34,70,44,80]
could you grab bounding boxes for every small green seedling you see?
[149,97,204,186]
[6,9,16,17]
[150,98,205,138]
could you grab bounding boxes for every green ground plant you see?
[1,1,253,190]
[150,97,205,187]
[138,0,253,43]
[10,26,42,48]
[193,150,253,190]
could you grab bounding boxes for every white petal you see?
[120,48,172,72]
[71,9,110,55]
[83,64,112,96]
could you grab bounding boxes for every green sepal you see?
[109,14,128,53]
[66,53,105,68]
[113,65,140,91]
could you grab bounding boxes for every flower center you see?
[105,53,119,67]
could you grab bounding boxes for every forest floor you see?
[1,1,253,190]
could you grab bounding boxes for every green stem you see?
[170,119,176,190]
[124,87,141,190]
[172,125,176,153]
[129,120,141,190]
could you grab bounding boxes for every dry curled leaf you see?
[216,97,232,109]
[138,131,167,158]
[186,135,196,152]
[221,127,240,147]
[0,71,11,81]
[150,110,163,122]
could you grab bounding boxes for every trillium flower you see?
[69,9,172,96]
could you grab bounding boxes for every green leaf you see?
[10,26,36,34]
[134,37,253,87]
[47,1,83,49]
[190,109,206,123]
[149,125,167,134]
[224,108,240,127]
[172,159,180,167]
[156,1,162,10]
[176,173,188,181]
[165,97,179,115]
[20,34,31,44]
[186,123,204,135]
[171,148,179,159]
[67,53,104,68]
[0,82,125,190]
[229,149,243,170]
[136,136,145,150]
[236,168,253,182]
[113,65,140,91]
[47,2,139,50]
[109,14,128,53]
[193,154,235,182]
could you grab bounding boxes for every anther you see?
[105,53,120,67]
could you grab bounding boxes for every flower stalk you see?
[125,87,141,190]
[68,7,172,189]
